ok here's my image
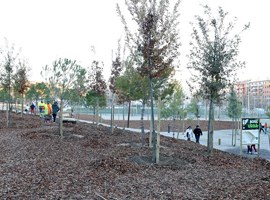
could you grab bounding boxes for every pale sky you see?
[0,0,269,90]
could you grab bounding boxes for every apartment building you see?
[235,80,270,110]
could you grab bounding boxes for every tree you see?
[0,41,20,127]
[87,60,107,124]
[117,0,181,163]
[64,67,88,116]
[85,90,107,122]
[188,6,249,153]
[109,42,123,133]
[115,57,145,128]
[26,82,50,107]
[41,58,82,137]
[13,60,29,117]
[161,81,186,120]
[227,86,242,146]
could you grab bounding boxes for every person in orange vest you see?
[44,100,52,123]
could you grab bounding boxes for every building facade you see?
[235,80,270,113]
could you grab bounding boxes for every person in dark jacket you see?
[52,101,60,122]
[193,125,203,144]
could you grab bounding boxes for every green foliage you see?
[188,6,249,103]
[115,57,148,103]
[85,90,107,109]
[227,86,242,119]
[161,81,186,120]
[26,82,50,102]
[41,58,82,100]
[188,98,200,119]
[0,88,9,101]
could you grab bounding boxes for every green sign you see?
[242,118,259,130]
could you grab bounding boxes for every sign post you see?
[241,118,260,157]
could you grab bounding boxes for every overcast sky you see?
[0,0,269,89]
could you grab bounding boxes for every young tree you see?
[188,6,249,153]
[117,0,181,163]
[13,60,29,117]
[115,57,146,128]
[109,43,123,133]
[161,81,185,120]
[41,58,82,137]
[0,42,20,127]
[227,86,242,146]
[64,67,88,117]
[88,60,107,124]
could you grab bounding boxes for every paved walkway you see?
[79,119,270,161]
[160,129,270,160]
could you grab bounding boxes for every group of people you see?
[184,125,203,143]
[30,100,60,123]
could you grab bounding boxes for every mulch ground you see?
[0,111,270,199]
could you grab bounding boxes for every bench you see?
[62,117,77,124]
[242,131,258,145]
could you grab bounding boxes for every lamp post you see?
[247,81,250,115]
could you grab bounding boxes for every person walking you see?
[52,101,60,123]
[184,126,193,141]
[44,100,52,123]
[193,125,203,144]
[259,122,264,133]
[30,103,35,115]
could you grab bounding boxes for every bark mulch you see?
[0,111,269,199]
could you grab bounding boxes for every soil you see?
[0,111,270,199]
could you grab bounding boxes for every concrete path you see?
[160,129,270,160]
[79,119,270,161]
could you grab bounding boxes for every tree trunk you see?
[20,94,23,117]
[149,77,157,163]
[205,100,208,120]
[156,97,161,163]
[122,103,125,121]
[110,94,114,134]
[93,106,96,124]
[96,98,99,125]
[207,99,214,154]
[231,118,234,146]
[59,99,64,137]
[140,101,145,146]
[127,100,131,128]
